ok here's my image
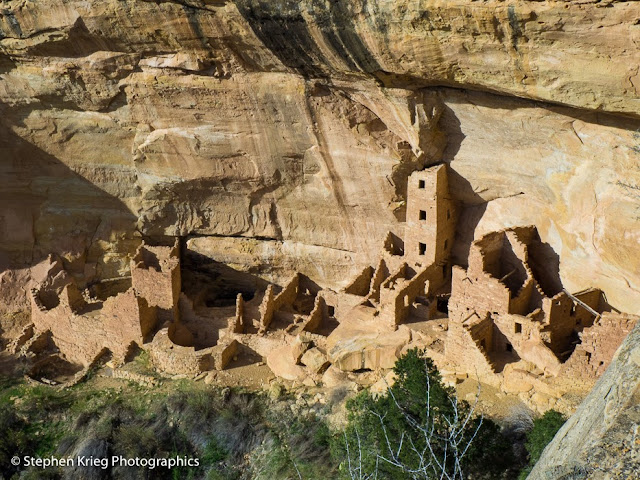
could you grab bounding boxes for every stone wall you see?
[131,242,181,322]
[445,226,632,383]
[344,266,374,296]
[404,165,457,268]
[379,264,442,325]
[302,295,327,334]
[562,313,638,382]
[228,293,244,334]
[448,265,511,324]
[147,328,206,376]
[257,285,275,333]
[367,258,390,303]
[31,287,158,367]
[445,318,497,382]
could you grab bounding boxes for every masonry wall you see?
[273,273,300,311]
[572,289,603,328]
[542,292,578,356]
[148,327,208,375]
[31,287,159,367]
[367,258,390,303]
[228,293,244,334]
[448,266,511,324]
[380,264,443,325]
[404,165,457,268]
[445,317,497,381]
[344,266,374,296]
[493,313,562,375]
[468,315,494,353]
[258,285,276,333]
[257,273,301,333]
[131,243,181,323]
[302,295,326,333]
[321,289,368,320]
[471,231,505,278]
[509,278,535,316]
[562,313,638,382]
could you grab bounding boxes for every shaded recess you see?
[180,249,268,308]
[480,233,528,296]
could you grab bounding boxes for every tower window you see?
[444,239,448,250]
[419,243,426,256]
[515,322,522,333]
[447,209,451,219]
[328,306,335,316]
[418,180,425,189]
[419,210,426,221]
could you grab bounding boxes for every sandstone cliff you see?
[0,0,639,330]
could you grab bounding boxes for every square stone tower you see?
[404,164,457,268]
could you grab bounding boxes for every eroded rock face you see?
[0,0,639,328]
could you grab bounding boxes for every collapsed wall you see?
[528,321,640,479]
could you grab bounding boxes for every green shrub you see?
[202,436,229,465]
[518,409,566,479]
[334,348,515,479]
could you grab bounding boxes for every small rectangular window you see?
[444,239,448,250]
[515,322,522,333]
[418,179,425,189]
[447,209,451,220]
[419,210,426,221]
[327,306,335,316]
[419,243,426,256]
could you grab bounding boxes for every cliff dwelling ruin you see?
[8,164,638,413]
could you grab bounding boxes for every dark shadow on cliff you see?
[527,232,562,297]
[234,0,380,77]
[435,86,640,268]
[435,102,490,266]
[15,17,114,58]
[0,105,137,279]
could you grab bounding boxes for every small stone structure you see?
[131,241,181,322]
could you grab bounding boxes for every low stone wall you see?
[302,296,326,333]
